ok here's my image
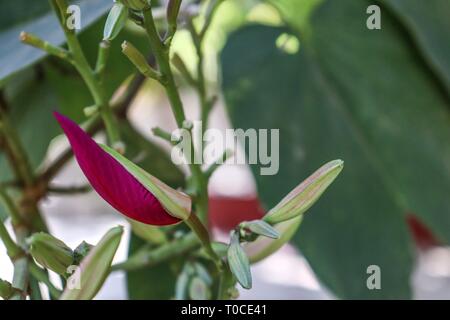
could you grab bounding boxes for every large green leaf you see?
[127,234,180,299]
[222,25,412,299]
[222,0,450,298]
[0,0,112,84]
[380,0,450,94]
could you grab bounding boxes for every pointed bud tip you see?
[19,31,27,41]
[263,159,344,225]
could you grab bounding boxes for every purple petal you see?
[54,112,180,226]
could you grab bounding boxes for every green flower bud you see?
[227,232,252,289]
[73,241,94,265]
[120,0,150,11]
[0,279,14,299]
[83,105,99,117]
[103,2,129,41]
[27,232,74,276]
[60,226,123,300]
[167,0,182,35]
[121,40,162,80]
[263,160,344,225]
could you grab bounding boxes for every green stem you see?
[216,264,233,300]
[142,8,208,222]
[9,225,28,300]
[0,188,22,226]
[51,0,120,146]
[95,40,110,75]
[29,263,61,299]
[29,276,43,300]
[0,107,34,187]
[142,8,186,127]
[185,214,221,268]
[0,219,23,260]
[112,233,200,272]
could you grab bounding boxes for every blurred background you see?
[0,0,449,299]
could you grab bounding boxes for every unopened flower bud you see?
[227,232,252,289]
[263,160,344,225]
[27,232,74,276]
[0,279,14,299]
[103,2,129,41]
[73,241,93,265]
[60,226,123,300]
[121,41,161,80]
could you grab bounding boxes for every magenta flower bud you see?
[54,112,190,226]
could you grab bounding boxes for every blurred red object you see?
[209,196,264,231]
[406,214,439,249]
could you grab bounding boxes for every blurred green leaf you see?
[222,0,450,297]
[128,218,168,245]
[0,211,6,222]
[0,0,112,84]
[266,0,323,35]
[381,0,450,94]
[189,277,211,300]
[223,23,413,299]
[0,69,59,182]
[127,234,179,299]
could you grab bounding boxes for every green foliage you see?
[0,0,111,84]
[127,234,180,299]
[222,0,450,298]
[1,0,447,300]
[381,0,450,94]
